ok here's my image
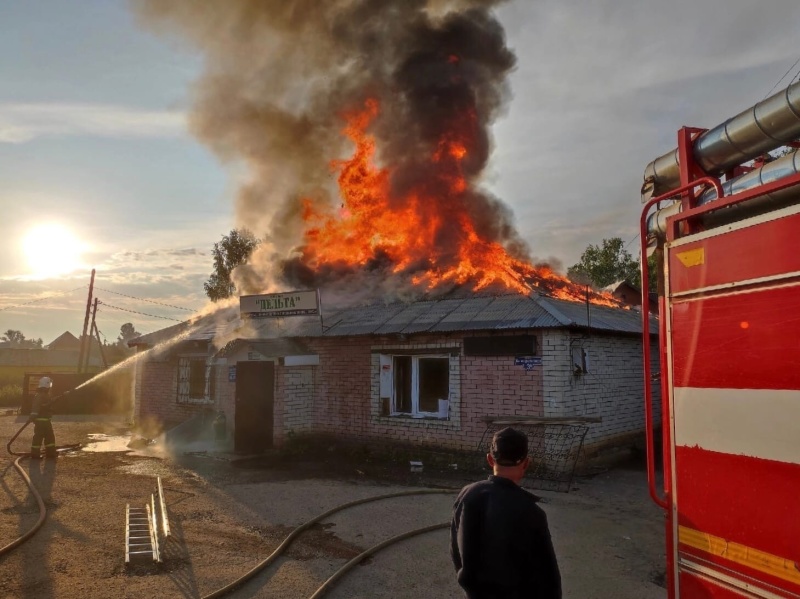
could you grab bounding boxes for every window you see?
[177,357,215,403]
[387,355,450,417]
[464,335,537,356]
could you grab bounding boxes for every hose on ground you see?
[5,410,458,594]
[202,488,457,599]
[309,521,450,599]
[2,416,81,557]
[0,456,46,557]
[6,420,31,456]
[7,418,81,457]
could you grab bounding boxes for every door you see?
[234,361,274,453]
[666,207,800,598]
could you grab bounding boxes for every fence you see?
[477,416,599,492]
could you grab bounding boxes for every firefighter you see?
[30,376,57,459]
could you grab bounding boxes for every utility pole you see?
[77,268,96,373]
[92,321,108,369]
[84,297,99,372]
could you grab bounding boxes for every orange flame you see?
[301,99,617,306]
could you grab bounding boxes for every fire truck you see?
[640,81,800,598]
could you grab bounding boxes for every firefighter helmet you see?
[37,376,53,389]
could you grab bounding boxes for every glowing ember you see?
[301,99,616,306]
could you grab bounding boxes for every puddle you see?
[80,433,218,459]
[82,433,161,456]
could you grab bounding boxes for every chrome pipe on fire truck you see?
[642,80,800,202]
[646,150,800,238]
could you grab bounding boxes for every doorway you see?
[234,361,274,453]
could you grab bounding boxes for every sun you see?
[22,224,85,277]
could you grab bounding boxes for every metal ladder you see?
[125,477,170,565]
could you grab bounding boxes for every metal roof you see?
[131,292,655,349]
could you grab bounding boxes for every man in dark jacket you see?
[30,376,57,459]
[450,427,561,599]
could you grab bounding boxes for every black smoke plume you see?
[134,0,524,305]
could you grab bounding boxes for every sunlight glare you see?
[22,224,85,277]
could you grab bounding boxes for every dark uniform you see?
[30,389,56,458]
[451,475,561,599]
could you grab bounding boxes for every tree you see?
[568,237,643,289]
[1,329,43,348]
[117,323,141,346]
[204,228,259,301]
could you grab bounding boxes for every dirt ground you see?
[0,415,667,599]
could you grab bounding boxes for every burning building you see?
[128,1,660,462]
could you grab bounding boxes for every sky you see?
[2,0,800,344]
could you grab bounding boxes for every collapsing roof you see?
[129,292,656,351]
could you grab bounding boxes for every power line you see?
[791,65,800,87]
[97,301,184,322]
[0,285,87,313]
[94,326,109,343]
[763,53,800,100]
[92,286,195,312]
[94,322,154,342]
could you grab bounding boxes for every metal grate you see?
[477,418,594,493]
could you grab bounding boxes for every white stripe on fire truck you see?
[667,202,800,248]
[674,387,800,465]
[670,270,800,299]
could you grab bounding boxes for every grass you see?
[0,383,22,409]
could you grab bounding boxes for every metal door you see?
[234,361,274,453]
[666,207,800,597]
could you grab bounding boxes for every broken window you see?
[386,355,449,417]
[177,357,215,403]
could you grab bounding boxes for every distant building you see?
[45,331,81,351]
[603,280,658,314]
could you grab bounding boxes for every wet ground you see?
[0,416,667,598]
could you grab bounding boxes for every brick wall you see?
[283,366,315,435]
[133,327,658,454]
[302,332,544,452]
[541,330,661,450]
[136,360,214,429]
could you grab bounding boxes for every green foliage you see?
[632,253,658,293]
[0,384,22,408]
[204,228,259,301]
[567,237,639,288]
[117,323,140,346]
[1,329,43,348]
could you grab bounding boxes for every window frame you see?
[390,353,450,418]
[177,356,216,404]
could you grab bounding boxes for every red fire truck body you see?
[641,83,800,598]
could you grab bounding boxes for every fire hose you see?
[308,521,450,599]
[201,488,456,599]
[4,396,458,595]
[6,388,82,457]
[0,452,46,557]
[1,392,82,558]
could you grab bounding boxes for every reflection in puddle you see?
[82,433,158,455]
[80,431,218,460]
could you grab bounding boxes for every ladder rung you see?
[125,484,165,566]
